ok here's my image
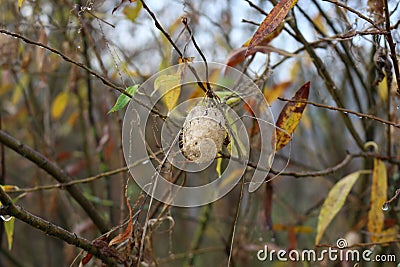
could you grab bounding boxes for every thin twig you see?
[87,10,116,28]
[9,167,128,193]
[383,0,400,94]
[0,30,126,96]
[0,29,169,120]
[183,204,212,266]
[241,19,260,26]
[244,0,268,16]
[8,151,163,194]
[322,0,383,31]
[271,154,353,178]
[181,17,213,97]
[384,188,400,206]
[227,176,245,266]
[139,0,209,95]
[139,0,183,58]
[251,0,365,149]
[278,97,400,128]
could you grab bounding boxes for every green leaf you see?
[216,157,223,177]
[108,85,139,113]
[123,1,142,22]
[315,170,370,244]
[4,217,15,250]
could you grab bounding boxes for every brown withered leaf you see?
[275,81,310,151]
[247,0,298,55]
[226,45,295,68]
[109,196,133,246]
[242,22,285,47]
[80,237,109,266]
[368,0,384,22]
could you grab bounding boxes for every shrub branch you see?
[0,130,110,233]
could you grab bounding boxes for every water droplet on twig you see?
[382,202,389,211]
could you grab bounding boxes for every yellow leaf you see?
[216,157,223,177]
[290,60,301,80]
[11,74,29,105]
[67,111,80,127]
[315,171,370,244]
[1,185,19,192]
[275,81,310,151]
[377,76,388,101]
[4,217,15,250]
[154,74,181,111]
[0,83,13,98]
[11,87,22,106]
[122,1,142,22]
[368,158,387,242]
[375,227,398,244]
[264,81,292,103]
[293,225,314,234]
[18,0,24,8]
[312,13,327,35]
[51,92,69,119]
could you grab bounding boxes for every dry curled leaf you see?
[109,197,133,246]
[226,45,295,69]
[247,0,298,55]
[275,81,310,151]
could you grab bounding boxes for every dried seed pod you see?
[181,104,226,163]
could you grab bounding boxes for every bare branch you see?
[0,130,110,233]
[0,186,118,265]
[0,30,128,97]
[383,0,400,94]
[277,97,400,128]
[322,0,383,31]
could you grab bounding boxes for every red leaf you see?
[226,46,275,68]
[109,197,133,246]
[81,253,93,265]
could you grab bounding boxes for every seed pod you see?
[181,105,226,163]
